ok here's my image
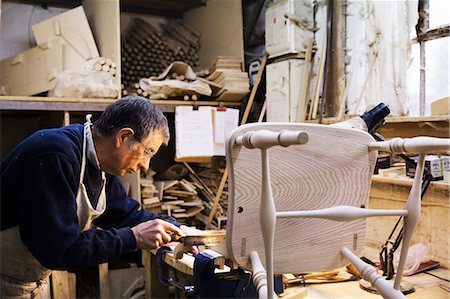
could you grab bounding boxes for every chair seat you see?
[226,123,377,273]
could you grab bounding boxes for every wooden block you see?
[179,179,198,194]
[165,189,197,197]
[179,199,203,207]
[154,180,178,191]
[282,273,297,284]
[431,97,450,115]
[184,206,204,217]
[378,166,405,178]
[142,197,160,205]
[180,229,226,247]
[161,200,184,206]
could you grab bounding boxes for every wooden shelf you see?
[372,174,449,191]
[310,114,449,124]
[0,96,242,112]
[307,115,449,138]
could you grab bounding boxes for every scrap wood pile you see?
[140,176,204,223]
[186,161,228,228]
[139,161,228,227]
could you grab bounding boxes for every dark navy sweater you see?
[1,124,179,271]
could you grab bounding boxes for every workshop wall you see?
[345,0,449,116]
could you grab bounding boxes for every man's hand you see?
[131,219,184,250]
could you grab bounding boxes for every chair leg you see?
[250,251,277,299]
[394,154,425,289]
[260,149,277,299]
[341,247,405,299]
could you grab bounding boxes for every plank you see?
[176,230,226,247]
[98,262,110,299]
[51,270,76,299]
[310,37,327,120]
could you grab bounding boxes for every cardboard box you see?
[265,0,314,58]
[32,6,99,60]
[441,156,450,172]
[0,39,64,96]
[406,155,443,181]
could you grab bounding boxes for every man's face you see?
[112,129,165,177]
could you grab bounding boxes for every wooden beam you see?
[417,0,429,116]
[413,24,450,43]
[324,0,346,118]
[98,262,110,299]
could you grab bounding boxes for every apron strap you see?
[79,114,92,184]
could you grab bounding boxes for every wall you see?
[345,0,450,116]
[367,180,449,269]
[0,2,68,60]
[183,0,244,68]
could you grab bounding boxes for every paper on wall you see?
[213,108,240,156]
[175,106,214,161]
[175,106,240,161]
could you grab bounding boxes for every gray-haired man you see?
[1,96,187,298]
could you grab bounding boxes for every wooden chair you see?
[225,122,450,299]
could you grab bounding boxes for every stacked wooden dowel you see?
[93,56,118,77]
[121,18,201,93]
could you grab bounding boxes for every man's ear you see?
[115,128,135,148]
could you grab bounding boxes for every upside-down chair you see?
[225,122,450,299]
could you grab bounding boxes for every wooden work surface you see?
[145,248,449,299]
[226,123,377,274]
[293,268,449,298]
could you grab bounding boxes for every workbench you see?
[143,248,449,298]
[142,173,449,298]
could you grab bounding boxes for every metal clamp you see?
[156,246,196,296]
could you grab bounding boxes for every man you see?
[1,96,189,298]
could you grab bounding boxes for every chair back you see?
[226,122,377,273]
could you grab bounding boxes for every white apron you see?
[0,115,107,298]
